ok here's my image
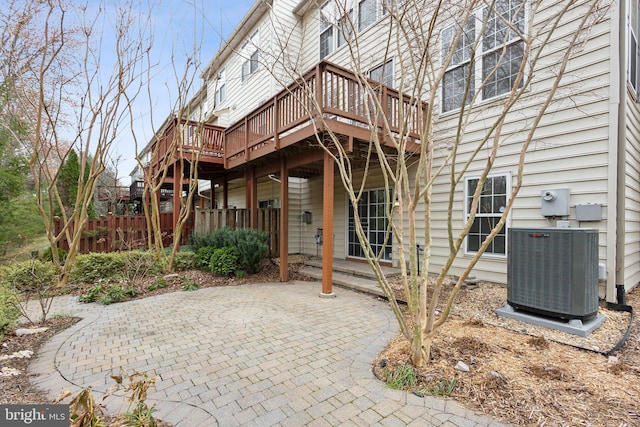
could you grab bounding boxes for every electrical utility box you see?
[508,228,599,320]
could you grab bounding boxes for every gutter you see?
[615,0,627,304]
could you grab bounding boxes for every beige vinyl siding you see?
[625,92,640,290]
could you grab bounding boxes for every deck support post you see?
[172,161,182,250]
[321,150,336,298]
[223,176,229,209]
[245,168,258,228]
[279,158,289,281]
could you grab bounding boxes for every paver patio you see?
[29,281,508,426]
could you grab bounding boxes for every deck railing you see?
[151,118,225,168]
[225,61,427,167]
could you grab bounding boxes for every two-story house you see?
[146,0,640,304]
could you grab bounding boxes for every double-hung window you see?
[320,1,353,59]
[215,69,226,106]
[481,0,525,99]
[358,0,376,31]
[465,174,509,255]
[241,31,259,82]
[442,0,526,113]
[629,0,640,97]
[370,59,394,88]
[442,19,475,113]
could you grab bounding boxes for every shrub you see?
[189,228,235,251]
[122,251,163,280]
[173,251,198,271]
[234,229,268,274]
[39,246,68,263]
[70,253,126,283]
[70,251,163,283]
[196,246,218,270]
[0,283,19,339]
[192,228,268,274]
[209,247,239,276]
[0,260,59,292]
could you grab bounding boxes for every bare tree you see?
[1,0,154,287]
[130,16,211,271]
[260,0,607,365]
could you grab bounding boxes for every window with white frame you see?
[241,31,259,82]
[370,59,393,87]
[383,0,405,15]
[629,0,640,97]
[320,1,353,59]
[465,174,509,255]
[358,0,376,31]
[215,69,226,106]
[442,0,526,113]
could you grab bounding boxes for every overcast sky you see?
[110,0,255,180]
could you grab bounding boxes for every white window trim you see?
[441,0,528,114]
[369,58,394,88]
[214,69,226,107]
[463,172,511,258]
[241,31,259,82]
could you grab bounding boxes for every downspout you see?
[615,0,627,304]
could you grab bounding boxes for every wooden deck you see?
[149,60,426,177]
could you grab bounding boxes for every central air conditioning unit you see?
[507,228,599,320]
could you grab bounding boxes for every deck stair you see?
[300,258,405,302]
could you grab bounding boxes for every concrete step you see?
[299,266,386,299]
[303,258,400,281]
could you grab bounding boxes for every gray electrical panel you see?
[541,188,570,217]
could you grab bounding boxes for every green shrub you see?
[234,229,268,274]
[196,246,217,270]
[70,251,163,283]
[189,228,236,251]
[191,228,268,274]
[70,253,126,283]
[39,246,68,263]
[173,251,198,271]
[209,247,239,276]
[0,283,19,339]
[0,260,59,292]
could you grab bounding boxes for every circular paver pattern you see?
[30,281,507,426]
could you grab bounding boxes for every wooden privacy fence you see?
[194,208,280,257]
[54,212,194,254]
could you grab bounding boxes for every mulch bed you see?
[374,278,640,426]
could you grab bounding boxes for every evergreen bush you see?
[70,253,126,283]
[173,251,199,271]
[209,247,239,276]
[0,283,19,339]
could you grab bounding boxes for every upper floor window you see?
[215,69,226,106]
[442,0,526,113]
[320,1,353,59]
[241,30,259,82]
[465,173,509,256]
[370,59,393,88]
[629,0,640,97]
[358,0,376,31]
